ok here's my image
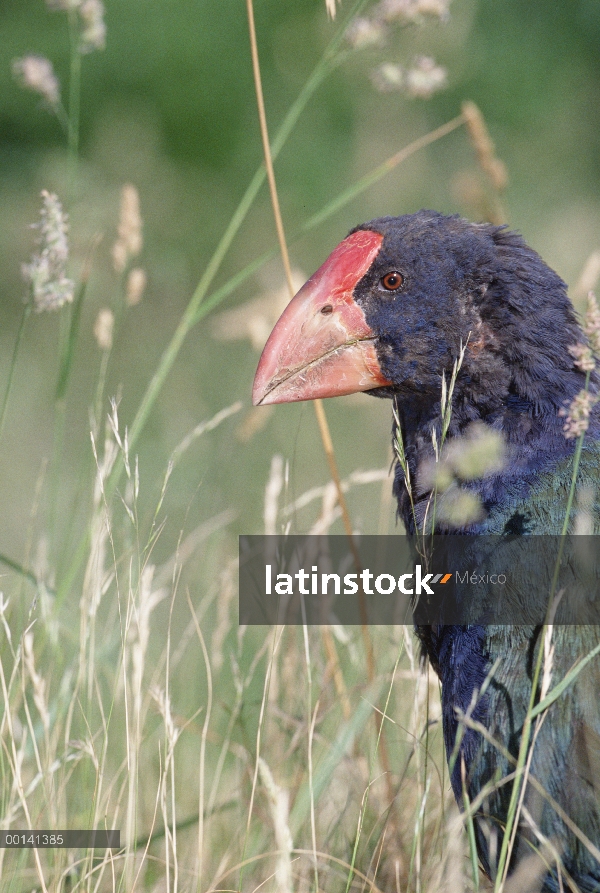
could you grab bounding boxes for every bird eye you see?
[381,272,404,291]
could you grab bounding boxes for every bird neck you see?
[392,361,598,534]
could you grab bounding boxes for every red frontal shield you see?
[252,230,391,405]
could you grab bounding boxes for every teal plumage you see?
[454,439,600,889]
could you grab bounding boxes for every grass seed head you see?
[370,62,405,92]
[126,267,146,305]
[560,389,597,439]
[22,190,74,311]
[112,184,143,273]
[568,342,596,373]
[584,290,600,356]
[345,16,387,49]
[12,55,60,106]
[78,0,106,53]
[405,56,448,99]
[94,308,114,350]
[375,0,452,24]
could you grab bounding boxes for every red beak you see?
[252,230,392,406]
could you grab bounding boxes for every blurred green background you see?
[0,0,599,562]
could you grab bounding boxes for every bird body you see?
[253,211,600,890]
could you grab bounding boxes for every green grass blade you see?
[55,277,88,401]
[288,680,382,837]
[123,0,368,465]
[0,303,31,441]
[190,113,466,329]
[530,640,600,719]
[462,777,480,891]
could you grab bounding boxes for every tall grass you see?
[4,1,597,892]
[1,3,466,889]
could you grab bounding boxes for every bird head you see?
[253,211,585,425]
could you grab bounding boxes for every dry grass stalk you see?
[498,612,559,891]
[264,454,285,536]
[258,757,294,893]
[123,564,168,887]
[573,250,600,302]
[321,627,352,720]
[186,589,214,892]
[462,100,507,192]
[283,468,389,517]
[20,631,61,838]
[81,415,119,710]
[0,644,50,892]
[245,0,380,746]
[243,626,285,865]
[206,633,274,828]
[438,812,466,893]
[170,401,242,468]
[151,682,182,892]
[211,558,238,673]
[22,632,50,742]
[462,100,508,224]
[309,481,339,534]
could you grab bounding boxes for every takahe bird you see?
[252,211,600,891]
